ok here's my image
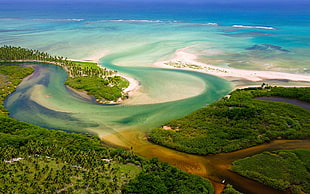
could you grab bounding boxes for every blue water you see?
[1,1,309,25]
[1,1,309,72]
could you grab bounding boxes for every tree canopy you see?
[150,87,310,155]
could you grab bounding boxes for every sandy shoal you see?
[153,46,310,88]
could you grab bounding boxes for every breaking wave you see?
[232,25,276,30]
[94,19,166,23]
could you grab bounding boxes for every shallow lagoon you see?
[5,62,231,136]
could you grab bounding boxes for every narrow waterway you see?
[103,128,310,194]
[257,97,310,111]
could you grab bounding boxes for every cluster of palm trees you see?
[0,45,57,61]
[63,62,116,79]
[0,45,117,79]
[0,139,141,193]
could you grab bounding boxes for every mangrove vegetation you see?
[150,87,310,155]
[232,149,310,193]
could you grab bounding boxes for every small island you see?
[0,45,130,104]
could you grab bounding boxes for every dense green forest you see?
[221,184,242,194]
[0,60,214,193]
[150,87,310,155]
[0,45,59,62]
[65,75,129,103]
[0,45,129,102]
[242,85,310,102]
[0,117,214,193]
[0,66,34,117]
[232,149,310,193]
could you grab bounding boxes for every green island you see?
[0,62,214,193]
[0,45,129,103]
[232,149,310,193]
[149,86,310,155]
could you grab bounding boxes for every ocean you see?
[1,1,310,72]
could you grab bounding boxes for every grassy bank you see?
[231,149,310,193]
[149,87,310,155]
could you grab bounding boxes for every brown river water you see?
[101,97,310,194]
[103,129,310,194]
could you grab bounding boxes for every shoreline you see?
[64,59,140,104]
[2,59,140,104]
[69,59,140,98]
[153,46,310,90]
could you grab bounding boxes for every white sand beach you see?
[154,46,310,85]
[117,72,140,95]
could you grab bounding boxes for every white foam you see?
[205,22,219,26]
[232,25,275,30]
[95,19,164,23]
[33,18,84,22]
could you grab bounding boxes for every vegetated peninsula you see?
[232,149,310,193]
[0,45,129,104]
[0,56,214,193]
[149,86,310,155]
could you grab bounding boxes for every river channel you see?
[5,61,310,194]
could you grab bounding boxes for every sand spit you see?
[154,47,310,85]
[117,72,140,95]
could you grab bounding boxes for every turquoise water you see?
[1,1,310,136]
[1,1,310,73]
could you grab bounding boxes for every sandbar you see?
[154,46,310,89]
